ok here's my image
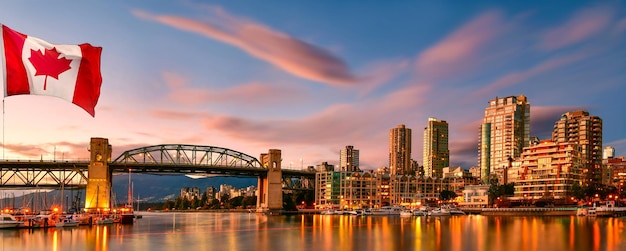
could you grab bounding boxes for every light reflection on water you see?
[0,212,624,251]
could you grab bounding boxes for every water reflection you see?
[1,213,625,250]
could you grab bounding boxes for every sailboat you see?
[119,169,135,224]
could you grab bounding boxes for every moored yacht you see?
[370,206,404,215]
[0,214,21,228]
[428,207,451,216]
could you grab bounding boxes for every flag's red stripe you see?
[2,25,30,95]
[73,44,102,117]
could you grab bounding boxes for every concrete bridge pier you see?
[84,137,113,212]
[257,149,283,212]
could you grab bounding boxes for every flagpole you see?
[2,98,4,160]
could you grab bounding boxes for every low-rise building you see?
[460,184,490,208]
[513,140,584,200]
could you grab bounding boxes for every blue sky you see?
[0,1,624,170]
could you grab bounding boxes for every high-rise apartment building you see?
[389,124,412,175]
[552,110,602,186]
[423,117,449,178]
[478,95,530,183]
[340,145,360,172]
[604,146,615,159]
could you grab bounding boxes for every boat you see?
[428,207,451,216]
[0,214,21,228]
[370,206,404,215]
[444,205,466,215]
[320,209,334,215]
[95,217,114,225]
[55,217,80,227]
[345,210,361,215]
[400,210,413,217]
[587,208,597,217]
[412,209,428,216]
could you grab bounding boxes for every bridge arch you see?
[112,144,264,169]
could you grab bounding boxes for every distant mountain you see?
[0,174,256,209]
[111,174,256,203]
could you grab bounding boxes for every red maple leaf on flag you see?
[28,47,72,90]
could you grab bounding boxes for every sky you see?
[0,1,624,170]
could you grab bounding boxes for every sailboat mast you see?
[127,169,132,207]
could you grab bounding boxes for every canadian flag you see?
[1,24,102,117]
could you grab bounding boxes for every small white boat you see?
[320,209,334,215]
[587,208,597,217]
[0,214,21,228]
[95,217,114,225]
[429,207,451,216]
[56,218,80,227]
[446,206,466,215]
[412,209,428,216]
[371,206,404,215]
[400,210,413,217]
[345,210,361,215]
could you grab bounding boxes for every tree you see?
[208,199,220,209]
[242,196,257,209]
[283,192,297,211]
[227,196,244,209]
[439,190,458,201]
[163,200,174,210]
[569,183,586,200]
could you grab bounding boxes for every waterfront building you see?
[605,156,626,194]
[181,187,200,200]
[441,168,480,197]
[341,171,378,209]
[314,170,344,208]
[340,145,360,172]
[504,158,523,183]
[206,186,217,200]
[391,175,446,206]
[423,117,449,178]
[460,184,490,208]
[552,110,603,186]
[513,140,584,200]
[389,124,412,175]
[478,95,530,183]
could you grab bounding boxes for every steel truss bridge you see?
[0,144,315,191]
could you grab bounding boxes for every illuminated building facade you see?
[478,95,530,183]
[552,110,603,186]
[513,140,583,200]
[605,156,626,194]
[423,117,449,178]
[340,145,360,172]
[389,124,412,175]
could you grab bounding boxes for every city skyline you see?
[0,1,624,170]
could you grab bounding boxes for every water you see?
[1,212,625,251]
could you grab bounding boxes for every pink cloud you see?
[540,6,614,50]
[1,141,91,160]
[531,105,586,138]
[416,10,506,78]
[133,9,361,86]
[161,72,307,106]
[199,85,428,168]
[473,52,588,97]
